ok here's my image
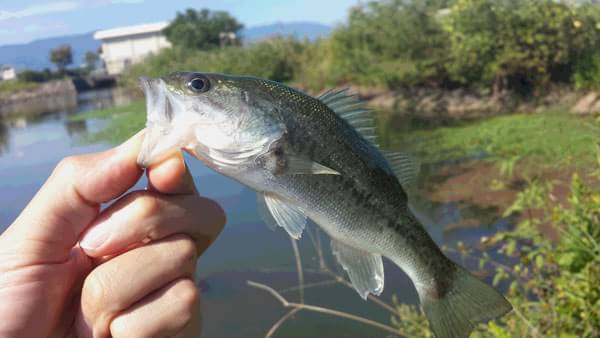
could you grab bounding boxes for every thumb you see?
[4,131,145,262]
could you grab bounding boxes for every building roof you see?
[94,21,169,40]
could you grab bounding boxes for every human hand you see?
[0,131,225,338]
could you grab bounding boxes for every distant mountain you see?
[0,32,100,71]
[241,22,332,42]
[0,22,332,71]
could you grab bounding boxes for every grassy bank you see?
[379,111,600,168]
[0,80,40,98]
[71,100,145,144]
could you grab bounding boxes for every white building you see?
[0,66,17,81]
[94,22,172,75]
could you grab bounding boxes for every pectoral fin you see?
[256,193,277,231]
[262,150,341,176]
[331,239,385,299]
[259,193,307,239]
[285,157,340,175]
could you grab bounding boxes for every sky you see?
[0,0,359,46]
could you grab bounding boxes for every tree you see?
[329,0,451,86]
[163,8,243,49]
[50,45,73,73]
[84,51,99,71]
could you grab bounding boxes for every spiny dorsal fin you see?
[318,89,377,147]
[331,239,385,299]
[383,151,420,192]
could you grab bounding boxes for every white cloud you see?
[0,1,80,22]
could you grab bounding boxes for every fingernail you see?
[80,218,114,251]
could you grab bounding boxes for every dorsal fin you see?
[318,89,377,146]
[383,151,420,192]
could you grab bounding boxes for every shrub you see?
[121,37,311,90]
[573,51,600,90]
[328,0,451,87]
[443,0,600,94]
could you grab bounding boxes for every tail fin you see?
[418,265,512,338]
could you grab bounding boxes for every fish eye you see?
[187,76,210,93]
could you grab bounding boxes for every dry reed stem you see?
[289,235,304,303]
[247,280,407,338]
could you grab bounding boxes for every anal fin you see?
[331,239,384,299]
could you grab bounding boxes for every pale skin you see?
[0,131,226,338]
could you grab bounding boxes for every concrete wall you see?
[0,80,77,118]
[101,32,171,75]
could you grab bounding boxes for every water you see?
[0,90,512,338]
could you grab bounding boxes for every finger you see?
[147,152,197,195]
[7,131,145,261]
[79,190,225,257]
[110,278,201,338]
[78,234,197,338]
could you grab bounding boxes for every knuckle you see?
[110,317,153,338]
[109,316,131,338]
[173,279,200,310]
[129,191,161,219]
[171,235,198,265]
[54,156,81,178]
[81,271,110,313]
[170,279,199,326]
[201,197,227,234]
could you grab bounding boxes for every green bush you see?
[328,0,451,87]
[573,51,600,90]
[443,0,600,93]
[121,37,311,90]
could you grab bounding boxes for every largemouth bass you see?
[137,72,512,338]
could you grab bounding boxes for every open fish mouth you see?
[137,77,183,168]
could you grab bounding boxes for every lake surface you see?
[0,90,512,338]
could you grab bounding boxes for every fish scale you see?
[138,72,513,338]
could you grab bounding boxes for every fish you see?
[137,72,512,338]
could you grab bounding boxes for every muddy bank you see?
[0,79,77,118]
[423,160,598,240]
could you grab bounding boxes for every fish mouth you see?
[137,77,184,168]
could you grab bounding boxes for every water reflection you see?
[77,87,137,113]
[0,122,9,155]
[64,119,88,137]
